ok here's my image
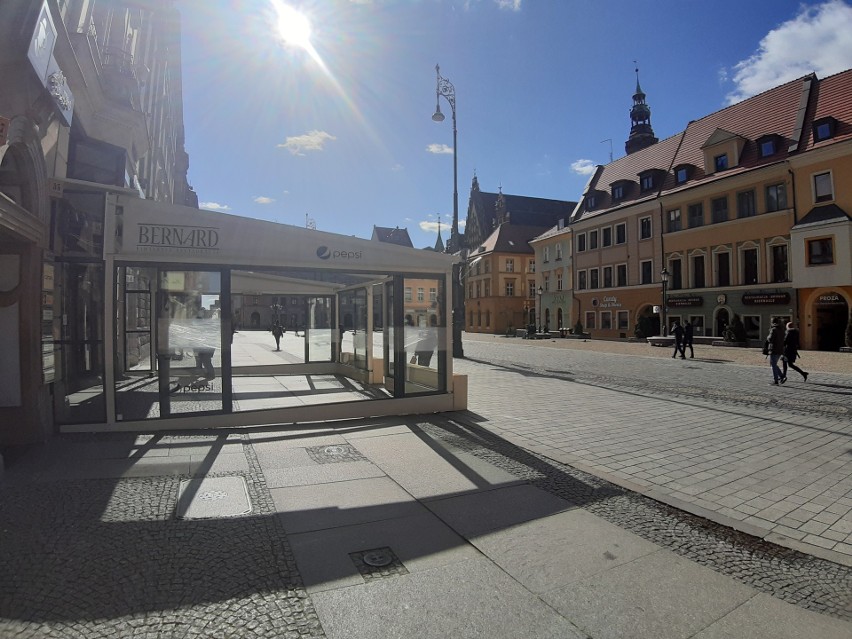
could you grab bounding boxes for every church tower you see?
[625,68,658,155]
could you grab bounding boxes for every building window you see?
[675,166,688,184]
[742,248,758,284]
[807,237,834,265]
[711,196,728,224]
[475,261,481,275]
[543,274,550,292]
[737,190,756,218]
[814,172,833,203]
[615,223,626,244]
[586,195,596,210]
[585,311,596,330]
[543,247,550,263]
[416,287,424,301]
[528,280,535,297]
[716,251,731,287]
[555,244,563,260]
[603,266,612,288]
[484,280,490,296]
[714,153,728,172]
[529,260,535,273]
[430,287,437,301]
[404,287,412,301]
[688,203,704,228]
[639,216,652,240]
[692,255,705,288]
[759,138,776,157]
[589,268,599,289]
[577,234,586,252]
[484,259,491,273]
[602,227,612,247]
[506,258,515,272]
[670,258,682,290]
[667,209,682,232]
[813,117,836,142]
[640,173,655,191]
[612,184,624,200]
[505,280,515,296]
[640,260,652,284]
[765,183,787,212]
[556,273,563,290]
[475,282,481,298]
[468,283,473,298]
[616,263,627,287]
[578,271,587,290]
[771,244,788,282]
[589,230,598,250]
[601,311,612,330]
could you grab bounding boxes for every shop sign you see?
[742,292,790,305]
[667,295,703,308]
[816,292,845,306]
[137,223,220,253]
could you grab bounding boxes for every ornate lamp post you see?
[660,267,669,337]
[537,285,543,334]
[432,63,463,358]
[270,302,283,326]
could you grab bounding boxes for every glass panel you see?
[55,262,106,424]
[339,288,368,370]
[152,270,222,417]
[385,280,395,380]
[307,297,333,362]
[403,276,444,394]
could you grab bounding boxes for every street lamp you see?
[660,267,669,337]
[537,285,543,334]
[433,63,463,358]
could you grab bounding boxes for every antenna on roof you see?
[601,138,613,163]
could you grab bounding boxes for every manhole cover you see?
[324,445,347,455]
[363,549,393,567]
[176,477,251,519]
[306,444,368,464]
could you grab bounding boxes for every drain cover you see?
[324,445,347,455]
[176,476,252,519]
[306,443,368,464]
[362,549,394,567]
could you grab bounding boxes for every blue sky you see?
[179,0,852,249]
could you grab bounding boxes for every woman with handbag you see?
[782,322,809,382]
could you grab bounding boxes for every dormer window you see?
[612,185,624,200]
[674,165,691,185]
[586,195,596,210]
[813,117,837,142]
[714,153,728,172]
[757,135,778,158]
[638,171,657,192]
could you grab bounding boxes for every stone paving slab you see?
[310,557,588,639]
[540,549,756,639]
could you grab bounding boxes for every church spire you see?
[434,215,445,252]
[625,66,658,155]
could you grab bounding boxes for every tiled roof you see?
[793,203,851,228]
[372,226,413,247]
[475,223,553,255]
[572,69,852,224]
[475,190,575,225]
[801,68,852,151]
[530,223,571,243]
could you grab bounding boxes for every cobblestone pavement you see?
[458,335,852,565]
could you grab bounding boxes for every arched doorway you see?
[250,311,260,327]
[813,292,849,351]
[544,308,551,330]
[557,308,563,329]
[715,308,730,338]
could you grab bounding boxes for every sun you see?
[272,2,312,50]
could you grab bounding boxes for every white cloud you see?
[254,196,275,204]
[571,159,598,176]
[200,201,231,211]
[278,130,337,155]
[419,220,451,233]
[391,163,404,172]
[725,0,852,105]
[495,0,522,10]
[427,143,454,154]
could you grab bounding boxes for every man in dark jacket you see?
[767,318,785,384]
[782,321,809,382]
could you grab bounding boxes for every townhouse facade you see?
[529,222,573,332]
[568,70,852,350]
[0,0,194,447]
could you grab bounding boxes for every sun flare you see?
[272,2,312,50]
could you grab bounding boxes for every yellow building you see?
[570,70,852,349]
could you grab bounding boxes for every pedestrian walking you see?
[782,321,809,382]
[271,322,283,351]
[671,320,685,359]
[682,320,694,358]
[766,318,785,384]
